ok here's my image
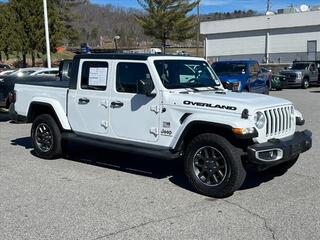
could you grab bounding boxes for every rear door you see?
[255,63,267,93]
[249,63,265,93]
[68,59,110,135]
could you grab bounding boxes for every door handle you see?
[78,97,90,105]
[111,101,124,108]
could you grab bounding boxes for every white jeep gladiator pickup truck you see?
[10,54,312,198]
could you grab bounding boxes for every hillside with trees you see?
[0,0,258,66]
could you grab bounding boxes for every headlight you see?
[232,81,241,92]
[296,72,302,80]
[254,111,266,129]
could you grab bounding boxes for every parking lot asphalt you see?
[0,89,319,240]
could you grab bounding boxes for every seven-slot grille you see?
[264,106,294,137]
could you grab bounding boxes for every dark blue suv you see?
[212,60,270,94]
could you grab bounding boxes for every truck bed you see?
[14,82,69,118]
[21,80,69,88]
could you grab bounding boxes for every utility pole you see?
[196,2,200,57]
[266,0,271,12]
[43,0,51,68]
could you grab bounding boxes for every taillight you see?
[9,91,16,103]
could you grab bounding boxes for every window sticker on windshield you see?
[88,67,108,86]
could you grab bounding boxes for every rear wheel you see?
[31,114,62,159]
[184,133,246,198]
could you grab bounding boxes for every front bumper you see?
[247,130,312,166]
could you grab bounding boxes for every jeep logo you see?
[183,100,237,111]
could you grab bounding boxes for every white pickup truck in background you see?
[10,53,312,198]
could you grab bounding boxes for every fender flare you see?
[27,97,71,130]
[170,113,252,151]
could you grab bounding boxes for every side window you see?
[310,64,316,72]
[116,62,153,93]
[81,61,108,91]
[249,64,255,74]
[254,63,260,73]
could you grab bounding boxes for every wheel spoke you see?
[218,170,224,178]
[198,169,206,179]
[212,174,219,183]
[194,161,203,168]
[206,174,212,184]
[203,148,210,159]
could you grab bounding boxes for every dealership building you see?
[200,10,320,63]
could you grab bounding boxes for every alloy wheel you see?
[35,123,53,152]
[193,146,228,186]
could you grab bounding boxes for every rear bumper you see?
[247,130,312,166]
[9,103,26,122]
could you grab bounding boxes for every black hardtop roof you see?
[74,53,163,61]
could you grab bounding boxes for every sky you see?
[91,0,320,14]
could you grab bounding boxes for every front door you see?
[110,61,160,142]
[68,59,110,136]
[309,63,318,83]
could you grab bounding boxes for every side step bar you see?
[61,132,181,160]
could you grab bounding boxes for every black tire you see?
[265,155,299,174]
[301,78,309,89]
[184,133,246,198]
[31,114,62,159]
[242,88,249,92]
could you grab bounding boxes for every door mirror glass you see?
[137,79,155,97]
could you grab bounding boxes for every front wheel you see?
[301,78,309,89]
[31,114,62,159]
[184,133,246,198]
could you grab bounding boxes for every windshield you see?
[291,63,309,70]
[212,63,247,75]
[154,60,220,89]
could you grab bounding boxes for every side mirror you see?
[137,79,155,97]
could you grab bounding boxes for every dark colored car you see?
[271,74,288,90]
[212,60,270,94]
[0,61,72,108]
[0,64,11,73]
[280,61,320,89]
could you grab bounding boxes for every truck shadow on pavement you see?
[10,137,288,197]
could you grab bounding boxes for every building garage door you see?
[307,40,317,61]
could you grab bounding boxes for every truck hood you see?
[165,89,292,115]
[279,70,301,75]
[218,74,247,82]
